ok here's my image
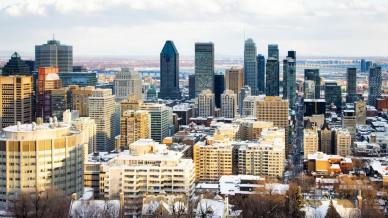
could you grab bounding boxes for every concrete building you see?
[0,76,33,129]
[195,42,214,95]
[225,67,244,97]
[173,103,193,126]
[221,90,237,118]
[197,89,215,118]
[242,95,261,118]
[140,103,173,142]
[355,100,366,125]
[114,68,142,102]
[307,152,353,176]
[0,121,86,208]
[71,116,97,154]
[71,86,95,117]
[99,139,195,216]
[119,110,150,151]
[335,129,352,156]
[239,85,251,116]
[319,124,333,154]
[237,118,273,141]
[35,39,73,72]
[304,128,319,158]
[88,89,116,152]
[244,38,258,94]
[51,87,68,120]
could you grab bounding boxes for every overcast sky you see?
[1,0,388,57]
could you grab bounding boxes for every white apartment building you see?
[197,89,215,117]
[221,90,237,118]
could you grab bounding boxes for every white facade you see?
[221,90,237,118]
[114,68,142,101]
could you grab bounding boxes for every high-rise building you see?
[119,110,150,150]
[239,86,251,115]
[368,64,382,106]
[319,124,333,154]
[268,44,279,59]
[242,95,259,117]
[304,69,320,99]
[88,89,116,152]
[304,80,316,99]
[0,76,33,129]
[59,71,97,87]
[335,129,352,156]
[1,52,31,76]
[195,42,214,95]
[361,59,366,72]
[120,95,143,113]
[355,100,366,125]
[346,68,358,103]
[114,68,142,102]
[225,67,244,98]
[188,74,196,99]
[71,86,95,117]
[35,39,73,72]
[159,40,181,99]
[51,87,68,120]
[71,116,97,154]
[282,51,296,109]
[244,39,258,94]
[304,129,319,158]
[221,90,237,118]
[213,73,225,108]
[265,58,280,96]
[197,89,215,118]
[173,103,193,126]
[366,61,373,72]
[257,54,265,94]
[140,103,173,142]
[36,67,62,121]
[343,108,356,138]
[325,82,342,109]
[0,122,85,208]
[237,119,273,141]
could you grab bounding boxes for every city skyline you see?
[1,0,388,57]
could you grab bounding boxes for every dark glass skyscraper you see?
[268,44,279,59]
[159,40,181,99]
[189,74,195,99]
[304,69,320,99]
[346,68,358,103]
[214,74,225,108]
[360,59,366,72]
[195,42,214,96]
[257,54,265,94]
[325,82,342,109]
[368,64,382,106]
[35,39,73,72]
[283,51,296,109]
[265,57,280,96]
[244,39,258,94]
[1,52,31,76]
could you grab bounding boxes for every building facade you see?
[114,68,142,102]
[221,90,237,118]
[244,39,258,94]
[159,40,181,100]
[35,39,73,72]
[368,64,382,106]
[140,103,173,142]
[119,110,150,150]
[195,42,214,96]
[197,89,215,118]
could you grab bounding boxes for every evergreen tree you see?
[325,200,341,218]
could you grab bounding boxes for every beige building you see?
[71,86,95,117]
[88,89,116,152]
[99,139,195,216]
[335,129,352,156]
[236,118,274,141]
[238,128,285,177]
[0,121,86,208]
[304,128,319,158]
[72,117,97,154]
[193,141,233,182]
[114,68,142,101]
[355,100,366,125]
[225,67,244,96]
[197,89,215,117]
[242,95,261,117]
[120,95,143,115]
[140,103,173,142]
[221,90,237,118]
[0,76,33,129]
[119,110,150,150]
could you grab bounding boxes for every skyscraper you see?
[1,52,31,76]
[70,86,95,117]
[140,103,173,142]
[195,42,214,96]
[325,82,342,109]
[35,39,73,72]
[304,69,320,99]
[159,40,181,99]
[221,90,237,118]
[119,110,150,151]
[360,59,366,72]
[239,86,251,115]
[368,64,382,106]
[346,68,358,103]
[244,39,258,94]
[189,74,196,99]
[114,68,142,102]
[257,54,265,94]
[197,89,215,117]
[88,89,116,152]
[213,74,225,108]
[265,58,280,96]
[282,51,296,109]
[51,87,68,120]
[268,44,279,59]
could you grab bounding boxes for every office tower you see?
[159,40,181,99]
[242,95,260,117]
[221,90,237,118]
[346,68,358,103]
[0,121,85,208]
[255,96,289,154]
[36,67,62,121]
[213,74,225,108]
[238,128,285,177]
[72,117,97,154]
[195,42,214,95]
[304,69,320,99]
[0,76,33,129]
[1,52,31,76]
[99,139,195,216]
[239,86,251,115]
[325,82,342,109]
[257,54,265,93]
[188,74,196,99]
[51,87,68,120]
[268,44,279,59]
[304,129,319,158]
[304,80,316,99]
[120,95,143,113]
[140,103,173,142]
[343,108,356,138]
[366,61,373,72]
[119,110,150,150]
[197,89,215,117]
[361,59,366,72]
[225,67,244,98]
[194,141,233,182]
[59,72,97,87]
[88,89,115,152]
[335,129,352,156]
[71,86,95,117]
[355,100,366,125]
[368,64,382,106]
[304,99,326,116]
[237,119,273,141]
[173,103,193,126]
[319,124,333,154]
[282,51,296,109]
[114,68,142,102]
[265,58,280,96]
[35,39,73,72]
[244,39,258,94]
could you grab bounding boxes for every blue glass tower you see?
[159,40,181,99]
